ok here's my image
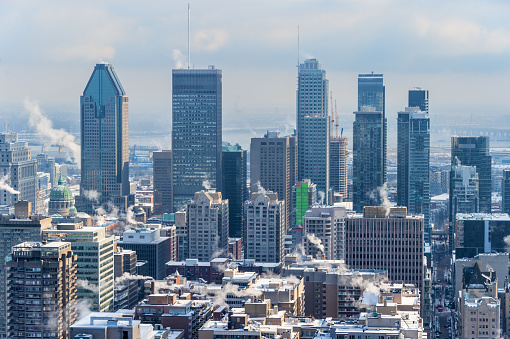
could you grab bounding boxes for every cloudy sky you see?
[1,0,510,149]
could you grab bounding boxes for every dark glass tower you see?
[408,87,429,113]
[450,136,492,213]
[296,59,329,193]
[503,169,510,214]
[397,107,430,243]
[76,63,130,214]
[172,67,222,211]
[153,150,173,215]
[221,144,247,239]
[352,107,385,212]
[358,73,386,185]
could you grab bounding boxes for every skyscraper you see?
[186,190,229,261]
[408,87,429,113]
[172,67,222,211]
[296,59,329,193]
[352,107,385,212]
[397,107,430,244]
[303,206,346,260]
[7,242,77,339]
[0,133,38,209]
[221,143,247,239]
[244,191,285,263]
[76,63,130,214]
[329,137,348,197]
[503,169,510,214]
[250,131,297,230]
[153,150,173,215]
[358,73,386,184]
[451,136,492,213]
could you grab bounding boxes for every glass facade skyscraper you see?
[172,67,222,211]
[296,59,329,194]
[357,73,386,185]
[76,63,130,214]
[397,107,431,243]
[408,87,429,113]
[352,107,385,212]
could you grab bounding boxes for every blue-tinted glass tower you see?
[76,63,130,214]
[408,87,429,113]
[222,144,247,239]
[172,67,222,211]
[296,59,329,194]
[397,107,430,243]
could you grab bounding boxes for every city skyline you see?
[2,1,510,151]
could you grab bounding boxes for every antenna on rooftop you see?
[187,3,191,69]
[297,25,300,67]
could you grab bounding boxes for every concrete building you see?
[397,107,430,244]
[345,207,424,288]
[187,191,229,261]
[0,133,37,209]
[69,311,174,339]
[296,59,329,194]
[329,137,348,197]
[113,247,141,310]
[153,150,173,215]
[117,226,171,280]
[175,210,188,261]
[172,67,222,211]
[451,136,492,213]
[449,163,480,252]
[250,131,297,229]
[166,258,229,284]
[430,169,449,196]
[455,213,510,258]
[36,153,56,187]
[0,202,52,337]
[43,223,115,312]
[302,206,346,260]
[135,294,215,339]
[503,169,510,214]
[75,63,131,214]
[221,144,247,239]
[298,268,387,319]
[244,192,285,263]
[458,262,500,339]
[7,241,76,339]
[352,107,385,212]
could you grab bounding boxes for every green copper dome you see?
[49,175,73,201]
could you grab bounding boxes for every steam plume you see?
[306,233,325,256]
[0,175,20,195]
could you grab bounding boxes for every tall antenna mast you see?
[187,3,191,69]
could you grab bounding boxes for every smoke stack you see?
[151,281,155,294]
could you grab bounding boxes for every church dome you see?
[49,176,73,201]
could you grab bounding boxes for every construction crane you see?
[330,91,335,137]
[335,100,339,139]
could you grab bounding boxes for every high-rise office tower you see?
[0,133,37,209]
[187,191,229,261]
[352,107,385,212]
[7,241,77,339]
[303,206,346,260]
[36,153,56,187]
[503,169,510,214]
[296,59,329,193]
[250,131,297,230]
[0,202,52,338]
[117,226,171,280]
[358,73,386,183]
[449,162,480,252]
[153,150,173,215]
[345,206,424,288]
[172,67,222,211]
[397,107,430,244]
[244,191,285,263]
[175,210,188,261]
[222,143,247,239]
[43,223,115,312]
[451,136,492,213]
[76,63,130,214]
[408,87,429,113]
[329,137,348,197]
[291,179,317,249]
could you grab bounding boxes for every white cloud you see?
[193,29,228,52]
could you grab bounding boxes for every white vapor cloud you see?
[0,175,20,195]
